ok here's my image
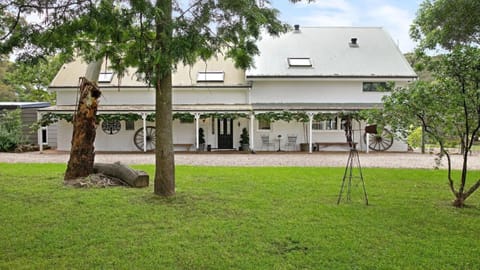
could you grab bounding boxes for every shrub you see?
[407,126,422,149]
[0,109,24,151]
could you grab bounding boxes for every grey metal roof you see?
[0,102,51,109]
[39,104,253,113]
[253,103,382,111]
[246,27,417,79]
[39,103,380,113]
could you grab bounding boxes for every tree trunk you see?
[93,162,149,187]
[154,72,175,196]
[153,0,175,196]
[452,195,466,208]
[64,77,101,180]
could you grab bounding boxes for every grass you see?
[0,163,479,269]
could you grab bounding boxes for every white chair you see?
[285,135,297,151]
[261,135,274,151]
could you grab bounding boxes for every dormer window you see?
[288,58,312,67]
[98,72,114,83]
[197,71,224,82]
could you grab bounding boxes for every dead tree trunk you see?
[64,77,101,180]
[93,162,149,187]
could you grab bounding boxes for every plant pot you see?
[241,144,250,152]
[300,143,309,152]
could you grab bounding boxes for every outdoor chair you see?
[285,135,297,151]
[260,135,275,151]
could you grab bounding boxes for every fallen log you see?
[93,162,149,188]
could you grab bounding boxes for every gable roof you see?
[246,26,417,79]
[49,56,248,88]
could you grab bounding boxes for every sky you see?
[272,0,424,53]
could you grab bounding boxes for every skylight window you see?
[288,58,312,67]
[98,72,114,83]
[197,71,225,82]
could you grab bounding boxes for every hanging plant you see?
[146,113,155,122]
[38,113,74,126]
[293,112,309,122]
[97,113,142,122]
[173,113,194,123]
[201,112,249,120]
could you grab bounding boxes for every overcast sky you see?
[272,0,424,53]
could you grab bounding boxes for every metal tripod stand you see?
[337,117,368,205]
[337,148,368,205]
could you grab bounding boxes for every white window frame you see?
[287,57,312,67]
[257,119,271,131]
[362,81,394,92]
[312,117,340,131]
[197,71,225,82]
[98,72,114,83]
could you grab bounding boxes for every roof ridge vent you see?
[349,37,359,47]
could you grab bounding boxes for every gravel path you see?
[1,150,480,169]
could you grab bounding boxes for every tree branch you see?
[464,179,480,199]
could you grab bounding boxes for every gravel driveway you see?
[1,150,480,170]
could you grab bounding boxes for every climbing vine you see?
[37,110,365,127]
[255,111,364,123]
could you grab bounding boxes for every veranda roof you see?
[39,104,253,114]
[40,103,381,114]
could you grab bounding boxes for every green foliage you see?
[407,126,423,149]
[0,109,24,151]
[0,55,15,101]
[198,127,205,144]
[4,55,64,103]
[0,164,479,269]
[239,127,249,145]
[411,0,480,50]
[201,112,248,120]
[375,46,480,206]
[256,111,363,123]
[173,113,194,123]
[0,1,290,82]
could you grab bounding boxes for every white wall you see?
[174,89,248,104]
[251,80,409,104]
[57,88,249,106]
[250,119,407,152]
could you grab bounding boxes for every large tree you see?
[4,55,63,103]
[396,0,480,207]
[0,55,15,101]
[0,0,303,196]
[381,46,480,207]
[411,0,480,50]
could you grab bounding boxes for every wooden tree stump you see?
[93,162,149,187]
[64,77,101,180]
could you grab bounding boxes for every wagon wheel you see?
[363,128,394,151]
[134,126,156,151]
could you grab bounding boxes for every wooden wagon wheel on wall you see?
[363,125,394,151]
[134,126,156,151]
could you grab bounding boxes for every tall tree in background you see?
[5,55,63,103]
[381,47,480,207]
[411,0,480,50]
[0,0,305,196]
[0,55,15,101]
[379,0,480,207]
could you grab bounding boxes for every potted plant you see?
[198,127,205,151]
[239,127,250,152]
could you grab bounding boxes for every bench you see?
[314,142,357,151]
[174,143,193,151]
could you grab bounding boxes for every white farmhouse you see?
[40,26,416,153]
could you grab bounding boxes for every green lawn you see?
[0,163,479,269]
